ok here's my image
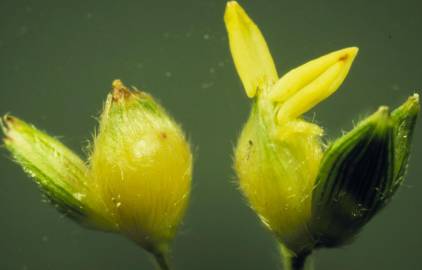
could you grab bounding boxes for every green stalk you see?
[152,251,171,270]
[280,245,313,270]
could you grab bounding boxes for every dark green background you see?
[0,0,421,269]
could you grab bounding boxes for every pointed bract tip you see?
[411,92,419,101]
[112,79,125,90]
[111,79,132,101]
[0,116,7,134]
[408,93,421,113]
[342,47,359,60]
[338,47,358,67]
[407,93,420,108]
[1,115,21,145]
[376,105,389,116]
[365,106,393,137]
[373,105,390,124]
[393,93,420,118]
[1,114,17,134]
[335,47,358,67]
[3,114,14,123]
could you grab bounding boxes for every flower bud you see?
[226,2,419,268]
[89,80,192,256]
[226,1,358,255]
[1,80,192,268]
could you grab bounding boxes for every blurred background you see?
[0,0,421,269]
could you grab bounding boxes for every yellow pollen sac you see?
[224,1,278,98]
[272,47,358,123]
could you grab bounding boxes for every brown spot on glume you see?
[339,54,348,61]
[246,139,253,160]
[111,79,132,101]
[2,115,16,131]
[112,87,131,101]
[4,115,14,123]
[160,132,167,139]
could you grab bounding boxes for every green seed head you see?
[310,95,419,248]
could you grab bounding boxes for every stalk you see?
[152,251,171,270]
[280,245,313,270]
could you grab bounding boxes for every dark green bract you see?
[310,95,419,248]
